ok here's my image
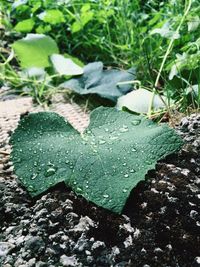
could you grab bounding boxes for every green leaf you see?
[50,54,84,76]
[14,18,35,33]
[60,62,135,102]
[36,25,51,34]
[187,16,200,32]
[150,22,180,39]
[117,88,167,114]
[12,0,28,9]
[38,10,65,25]
[81,3,91,13]
[71,21,82,33]
[10,107,183,214]
[80,11,94,26]
[12,34,59,68]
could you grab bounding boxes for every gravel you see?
[0,113,200,267]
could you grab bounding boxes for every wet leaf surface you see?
[10,107,183,213]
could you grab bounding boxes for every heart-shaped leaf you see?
[12,34,59,68]
[60,62,135,102]
[10,107,183,213]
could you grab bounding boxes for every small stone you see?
[91,241,106,251]
[181,117,189,127]
[27,258,36,267]
[25,237,45,253]
[0,242,15,256]
[194,257,200,267]
[60,255,79,266]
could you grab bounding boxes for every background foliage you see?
[0,0,199,111]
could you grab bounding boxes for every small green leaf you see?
[12,34,59,68]
[50,54,84,76]
[36,25,51,34]
[187,16,200,32]
[81,3,91,13]
[38,10,65,25]
[71,21,82,33]
[151,22,180,39]
[14,18,35,33]
[10,107,183,214]
[80,11,94,26]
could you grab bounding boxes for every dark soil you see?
[0,114,200,267]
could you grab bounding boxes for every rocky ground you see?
[0,113,200,267]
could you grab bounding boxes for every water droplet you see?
[145,160,152,165]
[124,174,129,178]
[99,140,106,145]
[28,185,35,192]
[131,119,141,126]
[123,189,128,193]
[45,167,56,177]
[105,128,109,132]
[119,125,129,133]
[76,187,83,193]
[110,136,118,140]
[131,148,137,152]
[31,173,38,180]
[130,169,136,173]
[103,194,109,198]
[123,163,127,166]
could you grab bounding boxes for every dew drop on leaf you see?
[119,126,129,133]
[28,185,36,192]
[45,167,56,177]
[131,119,141,126]
[99,140,106,145]
[124,174,129,178]
[76,187,83,193]
[30,173,38,180]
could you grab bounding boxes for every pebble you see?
[60,255,79,267]
[0,242,15,256]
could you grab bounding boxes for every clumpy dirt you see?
[0,114,200,267]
